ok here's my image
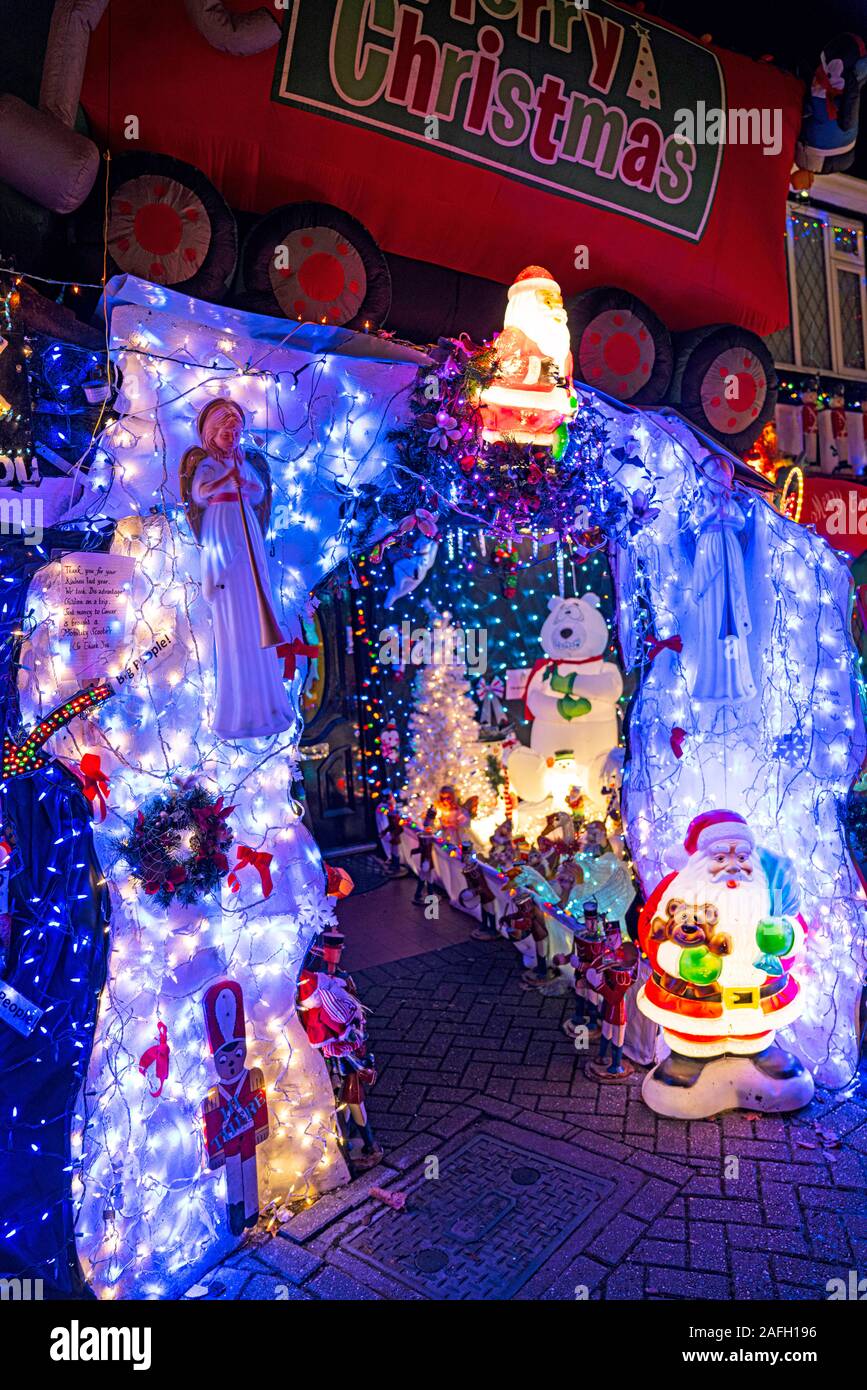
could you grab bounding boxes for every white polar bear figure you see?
[507,594,623,813]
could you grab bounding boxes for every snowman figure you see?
[481,266,576,445]
[506,594,622,814]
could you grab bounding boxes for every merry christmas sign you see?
[275,0,724,241]
[81,0,802,334]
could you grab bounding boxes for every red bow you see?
[138,1021,170,1098]
[145,864,187,896]
[670,727,687,759]
[646,634,683,662]
[79,753,110,821]
[228,845,273,898]
[276,639,318,681]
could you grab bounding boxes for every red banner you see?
[81,0,802,335]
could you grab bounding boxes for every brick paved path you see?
[187,917,867,1301]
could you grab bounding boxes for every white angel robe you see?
[192,454,294,739]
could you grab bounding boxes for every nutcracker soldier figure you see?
[384,797,407,875]
[459,856,499,940]
[585,942,639,1081]
[554,900,605,1042]
[411,807,438,906]
[201,980,269,1236]
[297,933,382,1168]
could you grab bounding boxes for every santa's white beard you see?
[666,854,770,987]
[504,292,571,376]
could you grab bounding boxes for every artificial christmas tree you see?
[403,614,495,824]
[627,24,661,112]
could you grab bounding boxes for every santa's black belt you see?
[654,971,786,1005]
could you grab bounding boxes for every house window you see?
[764,206,867,380]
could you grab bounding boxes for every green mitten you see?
[547,668,574,695]
[557,694,592,720]
[679,946,723,986]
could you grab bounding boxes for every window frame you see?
[774,204,867,382]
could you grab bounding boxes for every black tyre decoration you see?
[670,324,777,453]
[241,202,391,329]
[567,286,672,405]
[73,152,238,301]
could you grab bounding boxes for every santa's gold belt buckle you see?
[723,985,761,1010]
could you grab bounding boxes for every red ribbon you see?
[79,753,110,821]
[145,864,187,896]
[138,1021,170,1098]
[228,845,274,899]
[646,634,683,662]
[812,64,845,121]
[276,639,318,681]
[670,727,687,760]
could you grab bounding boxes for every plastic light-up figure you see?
[17,277,425,1298]
[607,405,867,1090]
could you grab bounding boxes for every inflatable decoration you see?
[183,0,282,56]
[795,32,867,182]
[506,594,622,816]
[637,810,814,1119]
[670,324,777,453]
[75,153,238,301]
[567,286,673,406]
[241,202,392,329]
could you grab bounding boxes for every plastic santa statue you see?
[480,266,576,446]
[202,980,269,1235]
[637,810,814,1117]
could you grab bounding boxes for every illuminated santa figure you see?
[637,810,815,1117]
[481,266,576,445]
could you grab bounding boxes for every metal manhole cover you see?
[336,1131,616,1300]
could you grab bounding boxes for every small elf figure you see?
[459,855,499,940]
[411,807,438,907]
[435,784,477,843]
[553,854,584,909]
[384,796,406,874]
[584,941,639,1082]
[489,817,516,869]
[565,784,586,833]
[535,834,563,879]
[202,980,269,1235]
[581,818,611,857]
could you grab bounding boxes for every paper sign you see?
[0,981,44,1037]
[59,553,136,680]
[505,668,531,700]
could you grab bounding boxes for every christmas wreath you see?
[115,784,235,908]
[383,337,631,547]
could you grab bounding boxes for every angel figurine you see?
[180,398,294,739]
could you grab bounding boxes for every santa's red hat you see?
[508,265,561,299]
[684,810,753,855]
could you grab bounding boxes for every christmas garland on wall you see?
[384,338,639,549]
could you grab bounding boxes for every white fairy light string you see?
[14,278,425,1298]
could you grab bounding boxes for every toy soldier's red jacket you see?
[203,1070,268,1168]
[586,966,633,1027]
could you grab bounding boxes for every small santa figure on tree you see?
[637,810,814,1116]
[481,266,576,446]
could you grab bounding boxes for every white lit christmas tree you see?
[403,614,495,822]
[627,23,661,112]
